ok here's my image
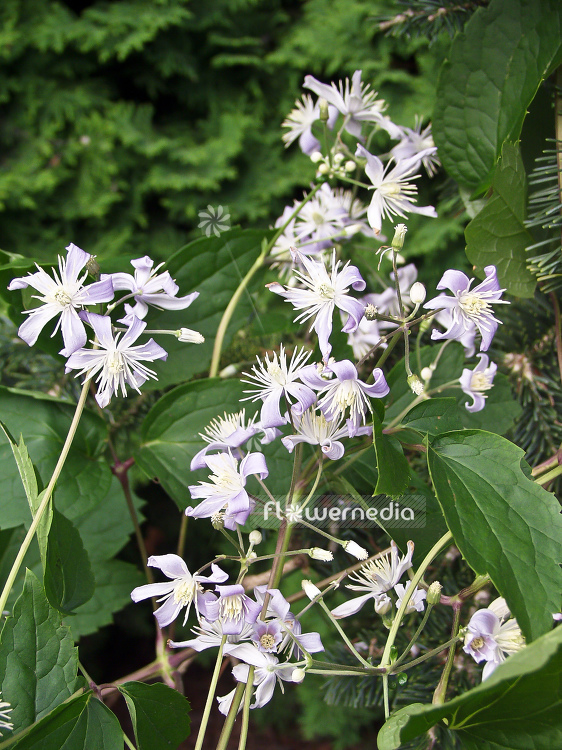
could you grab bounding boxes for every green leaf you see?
[119,681,191,749]
[136,378,247,509]
[400,398,463,436]
[11,692,123,750]
[377,625,562,750]
[433,0,562,192]
[44,508,95,615]
[372,411,411,496]
[140,229,271,389]
[0,570,79,735]
[465,143,536,297]
[428,430,562,641]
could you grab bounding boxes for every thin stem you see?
[535,462,562,485]
[433,605,462,704]
[0,378,91,615]
[390,635,463,674]
[318,599,371,668]
[124,733,136,750]
[194,636,228,750]
[176,514,188,559]
[216,681,246,750]
[392,604,434,669]
[237,667,255,750]
[551,292,562,384]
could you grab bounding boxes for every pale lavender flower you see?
[300,359,389,437]
[186,451,268,525]
[424,265,508,352]
[253,620,284,653]
[282,409,371,460]
[241,345,317,428]
[168,618,255,651]
[293,184,349,254]
[65,313,167,407]
[190,409,262,470]
[103,255,198,320]
[390,119,440,177]
[130,555,227,627]
[331,541,414,618]
[267,250,366,362]
[8,243,114,356]
[304,70,401,140]
[463,598,525,680]
[281,94,337,155]
[460,353,497,412]
[356,144,437,234]
[394,583,426,614]
[206,584,262,635]
[222,643,299,709]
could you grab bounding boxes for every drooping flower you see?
[267,250,366,362]
[222,643,299,709]
[424,265,508,352]
[65,313,167,407]
[463,597,525,680]
[356,144,437,234]
[300,359,389,437]
[390,118,440,177]
[331,541,414,618]
[186,451,268,526]
[459,353,497,412]
[168,618,255,652]
[281,94,337,155]
[8,243,114,356]
[130,555,227,627]
[103,256,198,320]
[241,345,317,428]
[394,583,426,614]
[190,409,262,470]
[304,70,401,140]
[206,584,262,635]
[282,409,372,460]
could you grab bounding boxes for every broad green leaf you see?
[399,398,462,436]
[372,411,410,496]
[377,625,562,750]
[11,692,123,750]
[140,229,271,389]
[433,0,562,192]
[0,570,79,735]
[136,378,247,509]
[44,508,95,615]
[428,430,562,641]
[465,143,536,297]
[119,681,191,749]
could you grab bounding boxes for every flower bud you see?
[310,151,323,163]
[308,547,333,562]
[177,328,205,344]
[318,98,330,122]
[302,579,322,600]
[292,668,306,683]
[420,366,433,381]
[427,581,443,605]
[345,160,356,173]
[409,282,426,305]
[391,224,407,250]
[219,364,238,378]
[249,530,262,546]
[333,152,344,165]
[247,551,257,560]
[343,541,369,560]
[317,162,330,175]
[407,374,424,395]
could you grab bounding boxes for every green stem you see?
[0,378,90,615]
[237,667,255,750]
[536,462,562,485]
[318,599,371,668]
[433,605,462,704]
[216,682,246,750]
[392,604,434,669]
[390,635,462,674]
[194,636,227,750]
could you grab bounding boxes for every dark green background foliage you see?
[0,0,450,264]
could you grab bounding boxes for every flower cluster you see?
[8,244,203,408]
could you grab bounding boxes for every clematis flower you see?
[241,345,317,428]
[293,184,349,254]
[394,583,426,614]
[390,119,440,177]
[103,255,198,320]
[304,70,401,140]
[222,643,299,710]
[8,243,114,356]
[424,265,508,352]
[186,451,268,526]
[281,94,337,155]
[331,541,414,618]
[463,597,525,680]
[459,353,497,412]
[190,409,262,470]
[130,555,227,627]
[300,359,389,437]
[267,250,366,362]
[282,409,371,460]
[168,618,255,652]
[356,144,437,234]
[206,584,262,635]
[65,312,167,407]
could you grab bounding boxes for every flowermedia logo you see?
[198,205,231,237]
[252,494,425,529]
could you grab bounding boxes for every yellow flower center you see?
[260,634,276,650]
